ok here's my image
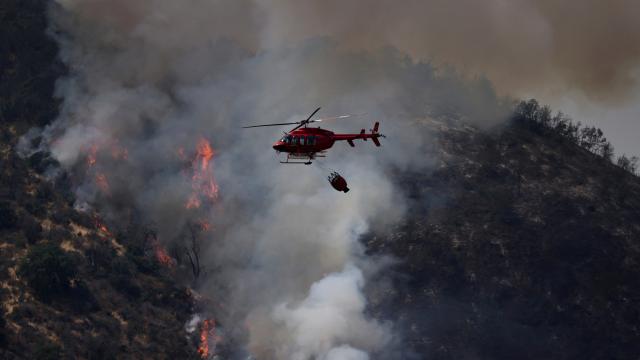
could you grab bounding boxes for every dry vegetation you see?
[1,1,198,358]
[366,117,640,359]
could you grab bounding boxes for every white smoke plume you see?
[271,265,389,359]
[42,0,513,358]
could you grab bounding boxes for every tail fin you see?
[371,122,381,146]
[360,129,367,141]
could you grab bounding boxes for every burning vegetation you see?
[198,318,222,359]
[82,139,130,197]
[185,138,219,210]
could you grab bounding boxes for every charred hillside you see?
[366,115,640,359]
[0,133,197,359]
[1,2,197,358]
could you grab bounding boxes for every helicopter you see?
[242,107,384,164]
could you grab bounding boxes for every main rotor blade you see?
[305,107,321,122]
[310,113,366,122]
[242,121,300,128]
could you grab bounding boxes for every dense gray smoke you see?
[256,0,640,104]
[44,0,521,358]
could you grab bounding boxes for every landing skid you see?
[280,160,313,165]
[280,152,325,165]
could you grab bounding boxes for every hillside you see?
[3,1,640,359]
[0,1,197,358]
[366,116,640,359]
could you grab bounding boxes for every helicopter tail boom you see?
[333,121,383,147]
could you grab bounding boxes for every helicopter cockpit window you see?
[292,136,299,145]
[300,136,306,146]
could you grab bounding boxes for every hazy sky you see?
[52,0,640,155]
[545,93,640,158]
[253,0,640,156]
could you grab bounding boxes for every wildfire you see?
[197,139,214,171]
[147,233,176,267]
[94,216,113,239]
[196,218,212,232]
[186,194,202,210]
[155,245,174,267]
[84,140,128,196]
[185,138,219,209]
[87,144,98,167]
[198,319,221,359]
[94,173,110,194]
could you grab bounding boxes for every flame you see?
[95,173,110,194]
[197,139,214,171]
[198,319,221,359]
[84,140,127,196]
[155,245,174,267]
[186,194,202,209]
[87,144,98,167]
[185,138,219,209]
[94,216,113,239]
[196,219,212,232]
[148,234,175,267]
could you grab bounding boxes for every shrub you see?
[18,243,78,301]
[617,155,639,175]
[513,99,619,164]
[33,342,62,360]
[109,257,141,299]
[36,182,54,202]
[24,198,47,217]
[47,227,71,244]
[0,310,6,344]
[0,202,18,230]
[20,216,42,244]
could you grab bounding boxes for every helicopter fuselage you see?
[271,122,381,164]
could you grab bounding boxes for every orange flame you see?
[186,194,201,210]
[197,139,214,171]
[198,319,221,358]
[155,245,175,267]
[147,234,175,267]
[87,144,98,167]
[196,219,212,232]
[84,140,127,196]
[94,216,113,239]
[185,138,219,209]
[95,173,110,194]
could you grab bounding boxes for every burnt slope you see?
[0,2,197,358]
[367,118,640,359]
[0,131,197,359]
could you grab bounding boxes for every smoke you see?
[41,0,523,358]
[270,265,389,359]
[256,0,640,104]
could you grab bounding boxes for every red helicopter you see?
[243,107,384,165]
